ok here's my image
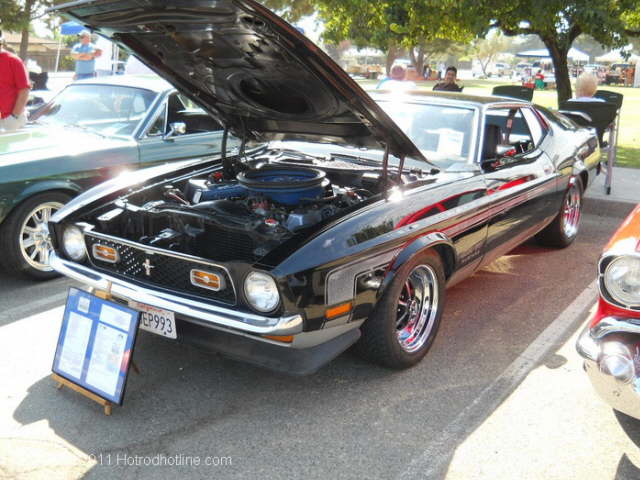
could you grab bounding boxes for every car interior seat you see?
[482,124,503,160]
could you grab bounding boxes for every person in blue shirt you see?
[71,30,102,80]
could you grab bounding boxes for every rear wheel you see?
[536,177,583,248]
[355,250,445,369]
[0,192,71,280]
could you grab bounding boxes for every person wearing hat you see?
[71,30,102,80]
[0,30,30,132]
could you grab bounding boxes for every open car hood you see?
[54,0,426,162]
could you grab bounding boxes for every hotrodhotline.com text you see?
[90,453,233,467]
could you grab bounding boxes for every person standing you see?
[71,30,102,80]
[0,31,30,132]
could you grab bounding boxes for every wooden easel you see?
[52,373,114,415]
[52,282,140,416]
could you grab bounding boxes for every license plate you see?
[129,301,177,339]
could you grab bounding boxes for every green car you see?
[0,74,227,279]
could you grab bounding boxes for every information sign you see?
[52,287,140,405]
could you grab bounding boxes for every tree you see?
[473,33,509,77]
[1,0,67,60]
[460,0,640,103]
[317,0,473,75]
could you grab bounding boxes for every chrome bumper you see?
[577,316,640,420]
[50,252,303,336]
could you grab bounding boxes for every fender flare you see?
[377,232,457,299]
[1,180,82,225]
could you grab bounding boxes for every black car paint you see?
[49,0,598,373]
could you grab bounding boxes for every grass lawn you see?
[357,77,640,168]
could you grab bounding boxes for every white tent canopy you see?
[516,47,589,62]
[595,48,640,63]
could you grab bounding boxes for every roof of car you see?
[369,90,529,107]
[72,74,173,93]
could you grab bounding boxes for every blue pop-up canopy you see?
[60,21,85,35]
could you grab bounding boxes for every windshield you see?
[378,101,477,167]
[32,84,158,137]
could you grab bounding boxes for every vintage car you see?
[0,75,226,279]
[49,0,600,375]
[577,204,640,418]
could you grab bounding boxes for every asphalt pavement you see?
[0,166,638,480]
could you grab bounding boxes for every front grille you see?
[84,234,236,305]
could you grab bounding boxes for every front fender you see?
[377,232,456,299]
[0,179,82,225]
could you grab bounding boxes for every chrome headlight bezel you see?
[243,271,280,313]
[62,224,87,262]
[602,254,640,309]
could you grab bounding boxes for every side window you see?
[521,108,547,147]
[485,107,535,157]
[146,102,167,137]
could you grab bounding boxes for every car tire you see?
[0,192,71,280]
[536,177,583,248]
[355,250,445,369]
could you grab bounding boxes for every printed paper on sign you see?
[100,304,132,331]
[57,312,92,379]
[85,323,127,397]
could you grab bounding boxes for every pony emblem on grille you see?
[142,258,155,276]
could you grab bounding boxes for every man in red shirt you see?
[0,31,30,132]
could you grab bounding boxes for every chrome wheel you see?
[395,264,440,353]
[19,201,63,272]
[561,181,581,239]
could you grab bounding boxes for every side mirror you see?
[163,122,186,140]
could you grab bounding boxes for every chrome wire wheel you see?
[395,264,440,353]
[561,181,582,239]
[18,201,63,272]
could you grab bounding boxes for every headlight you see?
[604,255,640,307]
[244,271,280,313]
[62,225,86,261]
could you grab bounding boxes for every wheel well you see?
[432,243,455,280]
[2,189,76,225]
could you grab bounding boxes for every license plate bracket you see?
[128,301,177,339]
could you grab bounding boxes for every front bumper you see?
[50,252,303,336]
[577,316,640,419]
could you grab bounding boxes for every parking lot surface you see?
[0,198,636,480]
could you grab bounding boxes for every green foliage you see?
[458,0,640,102]
[261,0,315,22]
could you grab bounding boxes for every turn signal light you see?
[325,302,353,320]
[262,335,294,343]
[190,269,224,291]
[92,244,119,263]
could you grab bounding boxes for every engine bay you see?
[81,149,427,263]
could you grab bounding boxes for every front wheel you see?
[536,177,583,248]
[355,250,445,369]
[0,192,71,280]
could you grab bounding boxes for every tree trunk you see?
[385,44,400,75]
[544,39,572,105]
[19,28,29,61]
[19,0,35,61]
[413,44,425,78]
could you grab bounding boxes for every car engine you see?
[88,161,377,262]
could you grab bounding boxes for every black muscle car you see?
[49,0,600,375]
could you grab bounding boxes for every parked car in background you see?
[491,62,512,77]
[50,0,601,375]
[577,204,640,419]
[0,75,226,279]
